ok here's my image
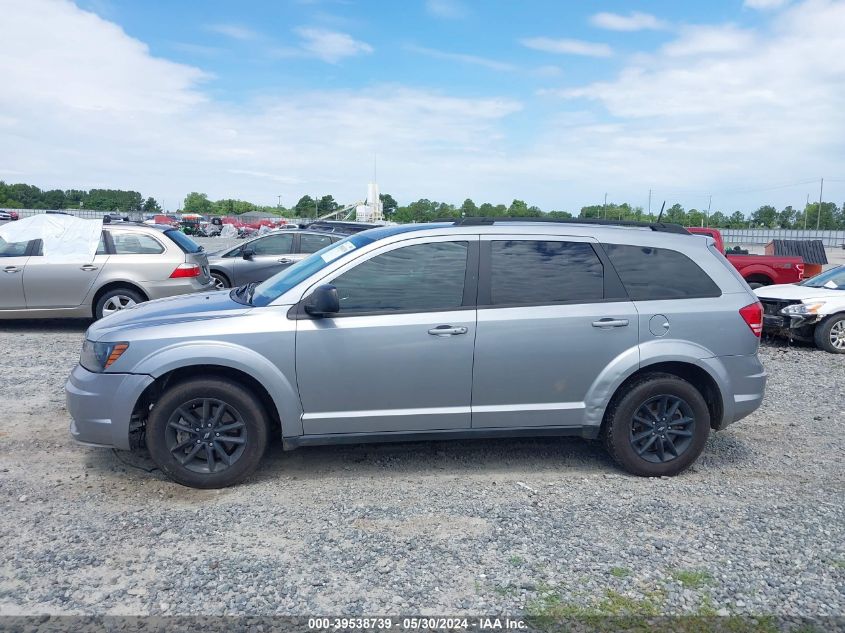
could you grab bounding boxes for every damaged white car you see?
[755,265,845,353]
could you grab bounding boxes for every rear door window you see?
[300,233,334,254]
[488,240,604,305]
[602,243,721,300]
[0,238,30,257]
[110,232,165,255]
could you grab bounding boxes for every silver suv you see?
[1,223,214,320]
[65,219,767,488]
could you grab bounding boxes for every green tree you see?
[776,206,796,229]
[142,197,162,213]
[293,195,316,217]
[183,192,213,215]
[379,193,399,218]
[750,205,777,228]
[318,195,338,216]
[728,211,747,228]
[709,211,729,228]
[459,198,478,217]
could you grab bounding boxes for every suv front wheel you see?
[603,373,710,477]
[146,377,269,488]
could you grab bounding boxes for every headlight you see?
[80,340,129,372]
[781,302,825,316]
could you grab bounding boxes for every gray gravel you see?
[0,321,843,620]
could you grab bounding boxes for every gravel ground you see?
[0,322,842,623]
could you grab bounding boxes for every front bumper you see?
[65,364,154,450]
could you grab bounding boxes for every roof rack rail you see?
[438,217,690,235]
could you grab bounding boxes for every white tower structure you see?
[355,183,384,223]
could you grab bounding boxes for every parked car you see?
[755,265,845,353]
[688,227,804,287]
[66,218,766,488]
[0,223,215,320]
[206,229,342,289]
[302,220,380,234]
[0,210,20,221]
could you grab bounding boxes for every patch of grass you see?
[508,555,524,567]
[493,583,519,597]
[672,569,714,589]
[610,566,631,578]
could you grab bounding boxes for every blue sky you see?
[2,0,844,212]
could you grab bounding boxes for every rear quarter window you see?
[164,229,202,254]
[602,243,721,300]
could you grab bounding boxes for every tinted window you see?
[251,233,293,256]
[164,229,202,253]
[332,241,468,313]
[602,243,721,300]
[490,240,603,305]
[111,232,165,255]
[0,238,30,257]
[96,232,107,255]
[300,233,334,254]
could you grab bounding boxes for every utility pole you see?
[277,195,282,209]
[647,189,652,218]
[817,178,824,230]
[603,193,607,219]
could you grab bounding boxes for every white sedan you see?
[755,265,845,353]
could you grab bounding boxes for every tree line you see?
[3,181,845,230]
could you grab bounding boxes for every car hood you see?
[754,283,844,301]
[87,290,252,340]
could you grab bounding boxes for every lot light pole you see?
[817,178,824,230]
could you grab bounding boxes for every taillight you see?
[170,263,201,278]
[796,263,804,279]
[739,302,763,337]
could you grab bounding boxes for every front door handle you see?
[80,264,98,271]
[592,318,629,328]
[428,325,468,336]
[277,258,293,264]
[3,266,22,273]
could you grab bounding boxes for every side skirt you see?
[282,425,600,450]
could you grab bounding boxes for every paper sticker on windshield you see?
[321,241,355,263]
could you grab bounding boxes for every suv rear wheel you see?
[146,377,269,488]
[603,373,710,477]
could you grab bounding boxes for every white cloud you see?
[425,0,467,19]
[662,24,756,56]
[744,0,791,9]
[294,27,373,63]
[521,37,613,58]
[590,11,667,32]
[205,24,260,41]
[406,45,516,72]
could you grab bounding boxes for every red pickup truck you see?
[688,227,804,288]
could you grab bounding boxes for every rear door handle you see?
[3,266,22,273]
[80,264,98,271]
[428,325,468,336]
[592,318,629,328]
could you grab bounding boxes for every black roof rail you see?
[437,217,690,235]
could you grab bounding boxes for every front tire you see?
[603,373,711,477]
[146,377,269,488]
[814,314,845,354]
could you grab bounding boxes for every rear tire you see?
[603,373,711,477]
[94,287,145,320]
[814,314,845,354]
[211,271,231,290]
[146,377,269,488]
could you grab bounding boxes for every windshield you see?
[799,266,845,289]
[249,233,375,307]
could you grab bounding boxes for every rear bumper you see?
[703,354,767,429]
[65,364,154,450]
[142,277,216,300]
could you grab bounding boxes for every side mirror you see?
[304,285,339,317]
[242,247,255,260]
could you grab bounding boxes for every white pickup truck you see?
[755,265,845,353]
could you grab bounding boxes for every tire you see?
[603,373,711,477]
[145,377,269,488]
[211,271,231,290]
[94,287,145,320]
[813,314,845,354]
[747,282,764,290]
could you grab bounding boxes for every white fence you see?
[720,229,845,247]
